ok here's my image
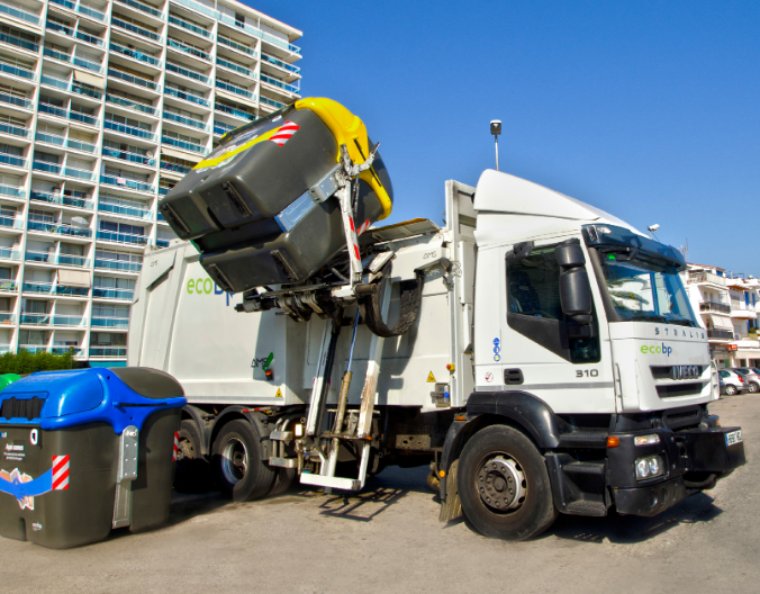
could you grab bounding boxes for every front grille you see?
[1,397,45,420]
[651,365,705,381]
[656,382,705,399]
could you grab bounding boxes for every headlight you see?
[634,433,661,446]
[635,455,665,480]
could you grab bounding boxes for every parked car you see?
[732,368,760,393]
[719,369,746,395]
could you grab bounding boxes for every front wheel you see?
[724,385,737,396]
[212,419,275,501]
[457,425,557,540]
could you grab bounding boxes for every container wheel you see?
[212,419,275,501]
[457,425,557,540]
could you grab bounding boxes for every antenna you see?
[490,120,502,171]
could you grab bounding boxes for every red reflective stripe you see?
[52,455,70,491]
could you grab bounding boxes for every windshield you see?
[597,252,699,326]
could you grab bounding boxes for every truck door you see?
[475,239,616,414]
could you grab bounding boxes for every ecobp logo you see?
[186,277,233,306]
[640,342,673,357]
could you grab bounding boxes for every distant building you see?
[686,263,760,367]
[0,0,302,366]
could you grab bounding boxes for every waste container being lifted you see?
[0,367,186,548]
[158,97,393,292]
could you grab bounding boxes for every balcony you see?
[52,315,84,326]
[30,190,94,210]
[107,68,158,91]
[163,110,207,131]
[0,184,23,198]
[75,29,103,46]
[0,122,29,138]
[41,74,103,100]
[688,270,726,287]
[217,34,255,57]
[700,301,732,315]
[0,29,39,53]
[111,16,161,42]
[0,3,40,25]
[707,329,734,341]
[166,61,209,84]
[0,92,31,110]
[217,13,300,56]
[215,102,256,122]
[49,0,106,21]
[106,93,157,117]
[216,57,252,77]
[104,119,156,141]
[0,153,26,168]
[0,311,15,323]
[160,160,191,175]
[109,41,161,67]
[0,61,36,81]
[216,80,252,99]
[72,56,103,74]
[91,316,129,328]
[168,14,211,39]
[261,53,300,75]
[102,146,156,167]
[214,122,234,136]
[32,160,62,175]
[63,166,96,181]
[260,74,299,95]
[98,197,151,219]
[45,20,73,37]
[51,345,84,356]
[115,0,163,18]
[57,253,89,267]
[89,346,127,357]
[69,109,99,127]
[27,219,92,238]
[167,37,209,61]
[162,134,205,154]
[92,286,134,300]
[19,313,51,326]
[164,85,208,107]
[96,229,148,245]
[260,96,286,110]
[94,256,141,272]
[0,247,20,260]
[0,214,23,229]
[0,280,17,292]
[100,174,155,193]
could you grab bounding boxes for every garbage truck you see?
[128,97,745,539]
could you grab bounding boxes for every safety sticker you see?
[0,454,70,510]
[275,387,283,398]
[427,371,437,383]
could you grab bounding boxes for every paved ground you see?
[1,395,756,593]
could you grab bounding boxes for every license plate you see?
[725,430,743,447]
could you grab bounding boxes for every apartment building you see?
[686,264,760,368]
[0,0,302,366]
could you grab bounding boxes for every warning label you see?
[426,371,436,383]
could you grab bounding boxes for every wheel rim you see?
[220,437,248,485]
[476,454,526,513]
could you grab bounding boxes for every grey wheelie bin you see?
[0,367,185,548]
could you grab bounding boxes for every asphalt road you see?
[1,395,756,593]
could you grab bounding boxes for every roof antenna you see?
[490,120,502,171]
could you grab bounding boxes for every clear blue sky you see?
[246,0,759,275]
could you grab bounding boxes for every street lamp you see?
[490,119,502,171]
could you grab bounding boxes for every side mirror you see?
[557,240,593,320]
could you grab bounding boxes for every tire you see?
[212,419,275,501]
[749,383,759,394]
[174,419,211,493]
[724,385,737,396]
[268,468,297,497]
[457,425,557,540]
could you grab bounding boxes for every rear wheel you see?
[724,385,737,396]
[212,419,275,501]
[457,425,557,540]
[748,383,759,394]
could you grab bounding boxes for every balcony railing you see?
[261,53,300,75]
[94,256,141,272]
[0,122,29,138]
[167,38,209,60]
[27,219,92,237]
[106,93,157,116]
[0,281,17,292]
[162,134,205,153]
[22,281,88,297]
[160,161,191,175]
[214,123,234,136]
[75,30,103,46]
[68,110,99,127]
[707,329,734,340]
[104,119,155,140]
[260,74,299,94]
[30,190,94,210]
[0,215,23,229]
[216,80,252,98]
[19,313,51,326]
[89,346,127,357]
[0,184,23,198]
[51,345,84,356]
[0,247,21,260]
[109,42,161,67]
[107,68,158,90]
[0,3,40,24]
[96,229,148,245]
[90,316,130,328]
[32,161,62,175]
[102,146,156,167]
[0,62,35,80]
[57,253,89,267]
[98,198,150,219]
[0,154,26,168]
[111,16,161,42]
[92,286,135,300]
[260,96,286,110]
[0,30,39,52]
[115,0,162,18]
[164,85,209,106]
[215,102,255,121]
[52,315,84,326]
[49,0,106,21]
[217,13,300,56]
[100,174,155,193]
[64,167,95,181]
[0,92,31,109]
[216,57,251,77]
[166,61,209,83]
[163,110,207,130]
[700,301,732,314]
[168,15,211,38]
[72,56,103,73]
[217,34,255,57]
[0,312,15,323]
[41,75,103,100]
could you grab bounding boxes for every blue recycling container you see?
[0,367,185,548]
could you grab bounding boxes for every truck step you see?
[562,497,608,517]
[300,472,361,492]
[269,456,297,469]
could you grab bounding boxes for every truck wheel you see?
[268,468,297,496]
[724,385,737,396]
[457,425,557,540]
[212,419,275,501]
[175,419,210,493]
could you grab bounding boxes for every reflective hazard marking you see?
[427,371,436,383]
[275,387,283,398]
[51,455,70,491]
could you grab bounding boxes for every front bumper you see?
[608,426,745,517]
